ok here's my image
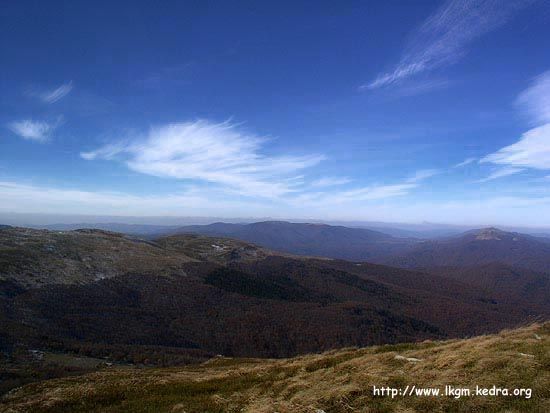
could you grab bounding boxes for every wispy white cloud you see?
[455,157,477,168]
[294,169,437,205]
[331,183,419,203]
[81,120,440,202]
[7,118,61,142]
[405,169,439,183]
[81,120,325,198]
[36,81,73,103]
[482,124,550,170]
[344,169,438,201]
[516,71,550,125]
[365,0,532,89]
[482,72,550,173]
[476,166,525,182]
[361,77,450,96]
[310,177,351,187]
[80,142,129,160]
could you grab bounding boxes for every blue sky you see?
[2,0,550,226]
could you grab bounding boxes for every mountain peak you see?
[475,227,506,241]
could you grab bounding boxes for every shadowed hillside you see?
[426,263,550,314]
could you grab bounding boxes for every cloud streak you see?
[476,167,524,182]
[310,177,351,187]
[455,157,477,168]
[405,169,439,183]
[38,81,73,103]
[365,0,532,89]
[294,169,438,205]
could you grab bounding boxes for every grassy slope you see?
[1,323,548,413]
[0,227,284,289]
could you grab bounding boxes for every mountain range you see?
[173,221,550,273]
[1,223,549,397]
[173,221,418,261]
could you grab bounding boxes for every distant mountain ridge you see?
[172,222,550,275]
[174,221,419,261]
[379,227,550,273]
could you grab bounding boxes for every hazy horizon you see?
[3,211,550,236]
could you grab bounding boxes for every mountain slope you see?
[2,323,548,413]
[1,226,548,392]
[0,227,285,289]
[2,227,550,401]
[0,227,444,361]
[0,227,194,288]
[428,263,550,312]
[174,221,418,260]
[380,227,550,273]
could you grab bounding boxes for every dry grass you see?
[1,323,548,413]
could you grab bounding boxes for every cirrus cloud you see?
[517,71,550,125]
[475,167,525,183]
[480,70,550,179]
[365,0,533,90]
[82,120,325,198]
[310,177,352,187]
[293,169,438,206]
[81,120,438,203]
[38,81,73,103]
[481,124,550,170]
[7,119,61,142]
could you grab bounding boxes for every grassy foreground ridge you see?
[1,323,549,413]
